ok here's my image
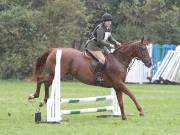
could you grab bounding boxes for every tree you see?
[0,0,88,79]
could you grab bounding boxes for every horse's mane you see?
[121,39,141,46]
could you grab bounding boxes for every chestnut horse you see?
[29,38,152,120]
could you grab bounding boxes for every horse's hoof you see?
[28,94,35,100]
[139,112,144,117]
[39,101,45,107]
[44,98,48,103]
[122,115,127,120]
[28,93,39,100]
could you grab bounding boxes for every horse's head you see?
[113,38,152,68]
[134,37,152,68]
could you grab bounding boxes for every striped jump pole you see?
[47,49,121,123]
[61,106,113,115]
[61,95,112,103]
[60,90,120,116]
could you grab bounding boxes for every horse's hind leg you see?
[43,69,67,103]
[28,75,46,100]
[44,75,53,103]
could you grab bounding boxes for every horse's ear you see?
[141,37,144,43]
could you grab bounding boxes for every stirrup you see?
[96,78,104,85]
[96,73,104,85]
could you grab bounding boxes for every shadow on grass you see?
[96,114,135,118]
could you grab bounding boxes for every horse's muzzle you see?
[147,61,152,68]
[144,59,152,68]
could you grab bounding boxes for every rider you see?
[85,13,121,85]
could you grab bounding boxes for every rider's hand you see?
[110,44,115,48]
[116,42,121,46]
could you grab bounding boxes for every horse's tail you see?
[33,48,54,79]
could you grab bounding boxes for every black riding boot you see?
[95,62,105,85]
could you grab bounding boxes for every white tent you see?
[152,46,180,83]
[125,60,151,84]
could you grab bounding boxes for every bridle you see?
[113,42,150,72]
[136,45,150,66]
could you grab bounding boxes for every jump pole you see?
[47,49,62,123]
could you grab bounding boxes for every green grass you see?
[0,81,180,135]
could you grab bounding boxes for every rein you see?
[112,47,134,70]
[127,58,136,73]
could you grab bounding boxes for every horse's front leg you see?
[116,82,144,117]
[114,88,127,120]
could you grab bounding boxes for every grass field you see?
[0,80,180,135]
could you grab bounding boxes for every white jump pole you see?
[111,88,121,116]
[47,49,62,123]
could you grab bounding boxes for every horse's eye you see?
[139,47,147,51]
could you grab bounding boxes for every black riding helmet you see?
[102,13,113,22]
